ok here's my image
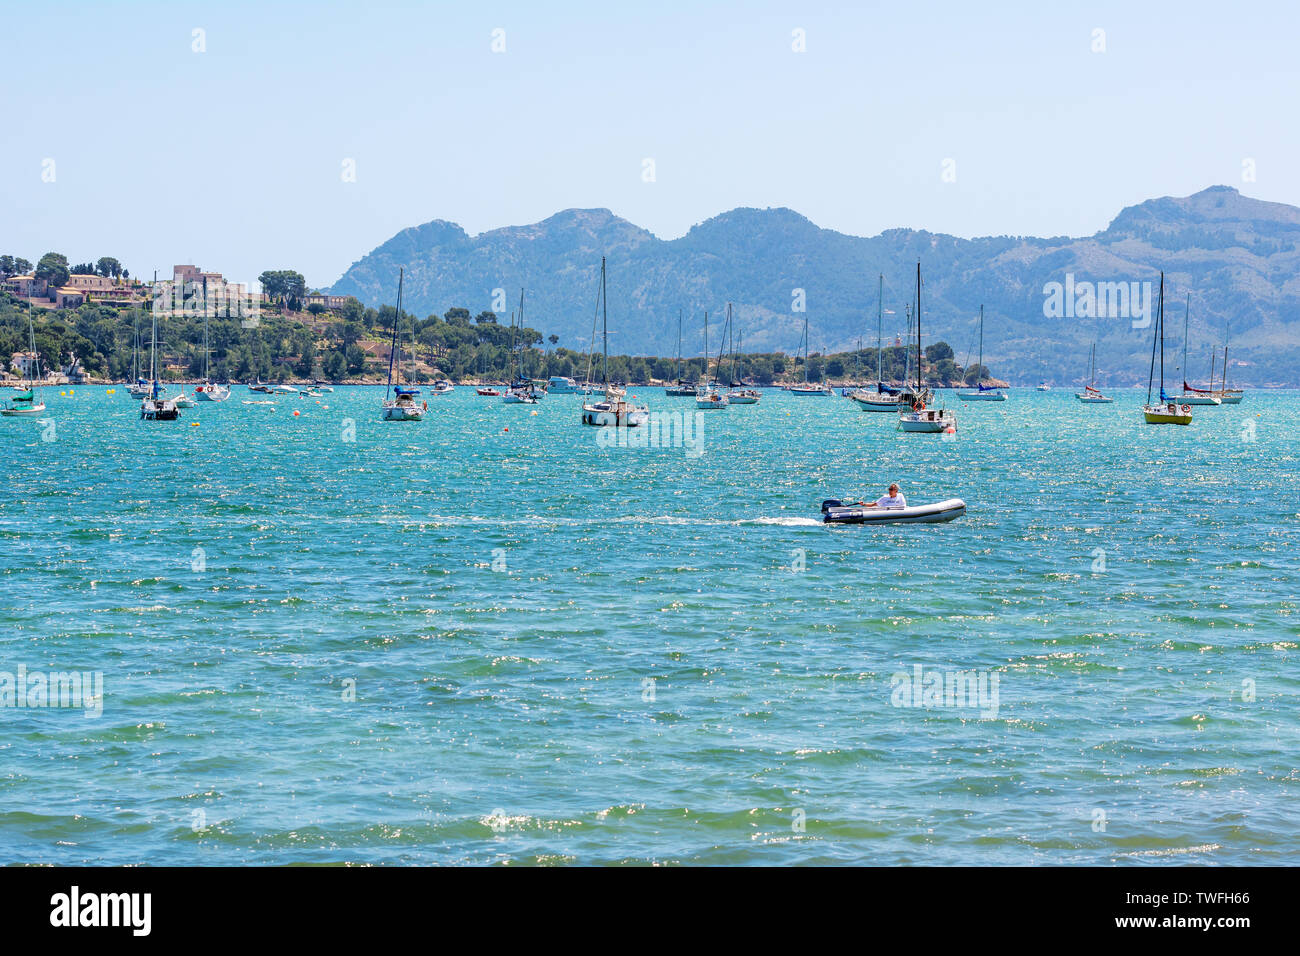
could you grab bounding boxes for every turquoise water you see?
[1,385,1297,865]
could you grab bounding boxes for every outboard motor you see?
[820,499,843,514]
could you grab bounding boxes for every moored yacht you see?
[956,306,1007,401]
[1142,273,1192,426]
[898,263,955,434]
[380,268,425,422]
[580,257,649,427]
[547,375,582,394]
[1075,342,1113,404]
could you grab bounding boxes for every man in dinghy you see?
[856,484,907,509]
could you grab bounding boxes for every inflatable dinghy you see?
[821,498,966,525]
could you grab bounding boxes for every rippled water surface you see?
[1,386,1297,864]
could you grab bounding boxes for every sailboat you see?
[696,307,729,409]
[789,313,833,396]
[381,268,425,421]
[1176,295,1221,406]
[1142,273,1192,425]
[140,304,180,421]
[503,296,541,404]
[665,309,696,396]
[1074,342,1113,403]
[1215,342,1244,404]
[2,303,47,417]
[1184,334,1244,404]
[694,309,728,408]
[581,257,649,427]
[726,321,760,404]
[956,305,1007,401]
[849,275,904,412]
[124,312,153,398]
[898,263,955,433]
[194,308,230,401]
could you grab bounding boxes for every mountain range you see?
[330,186,1300,386]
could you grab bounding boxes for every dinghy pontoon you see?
[821,498,966,525]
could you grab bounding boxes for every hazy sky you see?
[3,1,1297,290]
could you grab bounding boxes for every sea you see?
[1,385,1296,865]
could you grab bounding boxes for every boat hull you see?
[140,400,180,421]
[822,498,966,525]
[582,403,649,427]
[1180,395,1222,406]
[850,393,904,412]
[898,409,955,432]
[1143,404,1192,425]
[382,401,424,421]
[1,403,46,417]
[957,391,1007,401]
[1075,393,1113,404]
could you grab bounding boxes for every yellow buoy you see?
[190,422,200,427]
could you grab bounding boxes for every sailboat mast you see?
[876,273,883,388]
[1182,293,1190,387]
[150,270,158,383]
[600,257,608,386]
[386,268,403,399]
[517,288,526,382]
[803,314,809,383]
[703,310,709,385]
[676,308,682,382]
[915,262,922,391]
[977,305,984,385]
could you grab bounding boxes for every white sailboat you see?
[1176,294,1220,406]
[381,268,425,421]
[956,305,1007,401]
[789,312,832,396]
[850,274,910,412]
[696,308,729,409]
[1074,342,1113,403]
[897,263,955,433]
[194,308,230,401]
[581,257,649,427]
[124,310,159,399]
[2,303,46,417]
[1215,342,1244,404]
[503,293,541,404]
[725,324,760,404]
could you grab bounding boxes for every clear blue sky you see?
[3,0,1297,290]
